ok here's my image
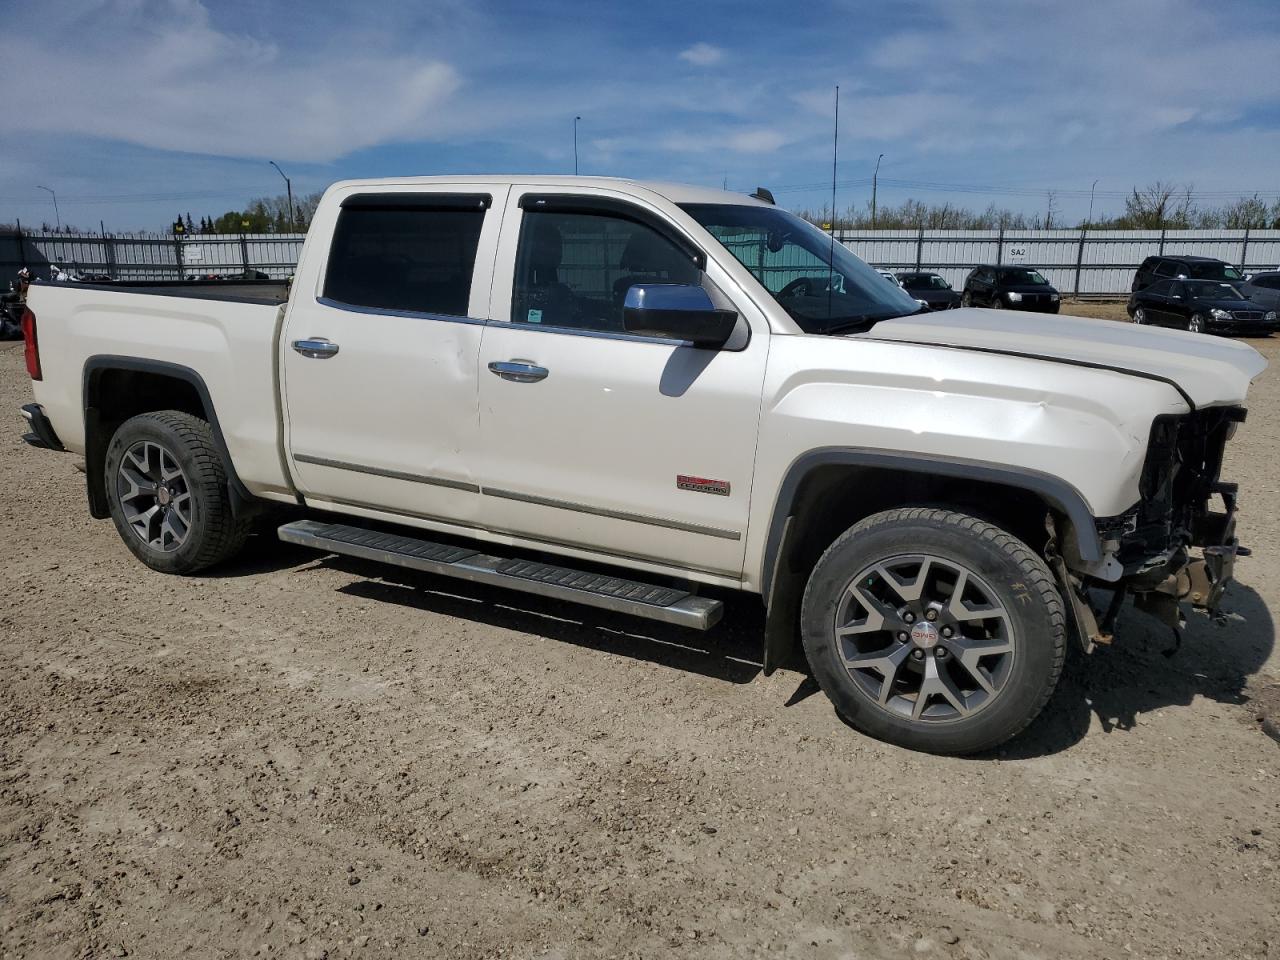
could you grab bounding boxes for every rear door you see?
[475,188,769,579]
[281,186,504,527]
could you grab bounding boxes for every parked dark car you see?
[895,271,961,310]
[1238,271,1280,312]
[1131,255,1244,293]
[1127,278,1278,335]
[961,266,1060,313]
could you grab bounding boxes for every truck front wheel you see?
[800,507,1065,755]
[104,411,251,574]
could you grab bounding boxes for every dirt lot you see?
[2,317,1278,960]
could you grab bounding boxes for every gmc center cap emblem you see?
[910,621,941,649]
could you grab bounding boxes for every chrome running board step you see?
[278,519,723,630]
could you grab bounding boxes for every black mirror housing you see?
[622,284,738,348]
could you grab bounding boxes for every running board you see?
[278,519,724,630]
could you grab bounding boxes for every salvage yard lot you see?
[1,320,1278,960]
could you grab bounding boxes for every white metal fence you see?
[0,230,305,281]
[837,228,1280,297]
[4,227,1279,296]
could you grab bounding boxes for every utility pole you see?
[1087,179,1099,227]
[268,161,296,232]
[573,117,582,176]
[36,185,60,231]
[870,154,884,229]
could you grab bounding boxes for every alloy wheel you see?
[116,440,193,552]
[1134,307,1146,324]
[832,554,1015,723]
[1188,314,1205,334]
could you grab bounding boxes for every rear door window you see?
[1153,260,1177,278]
[323,196,489,316]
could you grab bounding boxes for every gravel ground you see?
[2,324,1278,960]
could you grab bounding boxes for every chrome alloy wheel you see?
[116,440,193,552]
[832,554,1015,723]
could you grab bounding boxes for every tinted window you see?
[1154,260,1177,278]
[511,210,700,333]
[1145,280,1172,296]
[1186,261,1243,281]
[998,268,1049,285]
[324,205,485,316]
[1255,276,1280,290]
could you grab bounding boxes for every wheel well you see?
[761,461,1072,675]
[784,465,1053,581]
[81,361,260,520]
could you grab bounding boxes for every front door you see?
[282,187,504,527]
[476,189,769,580]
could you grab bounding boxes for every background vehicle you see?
[1132,255,1244,292]
[875,268,901,286]
[961,266,1061,312]
[17,176,1266,755]
[895,271,961,310]
[1128,278,1279,334]
[1238,271,1280,312]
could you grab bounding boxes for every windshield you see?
[1186,280,1245,299]
[1187,262,1243,281]
[680,204,923,333]
[901,274,950,291]
[999,268,1048,286]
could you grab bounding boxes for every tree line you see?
[798,182,1280,231]
[171,190,324,234]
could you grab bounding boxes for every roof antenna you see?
[827,84,839,321]
[750,186,775,204]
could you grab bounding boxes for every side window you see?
[323,201,486,316]
[511,209,700,333]
[1146,279,1171,296]
[1256,276,1279,290]
[1153,260,1176,278]
[1169,281,1185,298]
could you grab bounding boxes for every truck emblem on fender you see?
[677,475,730,496]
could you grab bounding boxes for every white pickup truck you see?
[18,176,1267,754]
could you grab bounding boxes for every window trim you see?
[339,192,492,211]
[517,194,707,270]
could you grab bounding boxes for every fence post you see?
[240,232,250,276]
[915,226,924,271]
[173,232,184,279]
[1240,228,1250,273]
[997,226,1004,265]
[104,233,117,278]
[1074,228,1086,297]
[1158,228,1166,255]
[16,218,27,269]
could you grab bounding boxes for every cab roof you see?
[325,175,769,208]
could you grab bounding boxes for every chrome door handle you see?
[488,360,548,383]
[292,337,340,359]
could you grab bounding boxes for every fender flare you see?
[758,448,1103,675]
[82,355,256,518]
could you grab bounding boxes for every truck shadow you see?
[994,579,1276,759]
[320,556,767,685]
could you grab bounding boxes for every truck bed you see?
[48,278,290,304]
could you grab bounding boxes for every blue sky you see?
[3,0,1279,231]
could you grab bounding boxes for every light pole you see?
[870,154,884,229]
[268,161,296,232]
[36,185,60,231]
[1087,179,1099,227]
[573,117,582,176]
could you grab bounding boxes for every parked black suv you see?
[1131,255,1244,293]
[895,271,961,310]
[961,266,1060,313]
[1127,278,1278,335]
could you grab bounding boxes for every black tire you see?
[104,411,251,574]
[800,507,1066,755]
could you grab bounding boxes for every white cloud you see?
[9,0,462,163]
[678,42,724,67]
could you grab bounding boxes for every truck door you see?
[281,187,504,527]
[475,189,769,580]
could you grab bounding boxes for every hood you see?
[1002,284,1057,294]
[859,307,1266,408]
[1191,296,1259,311]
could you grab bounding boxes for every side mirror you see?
[623,284,737,348]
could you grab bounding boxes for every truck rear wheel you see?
[104,411,251,574]
[800,507,1065,755]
